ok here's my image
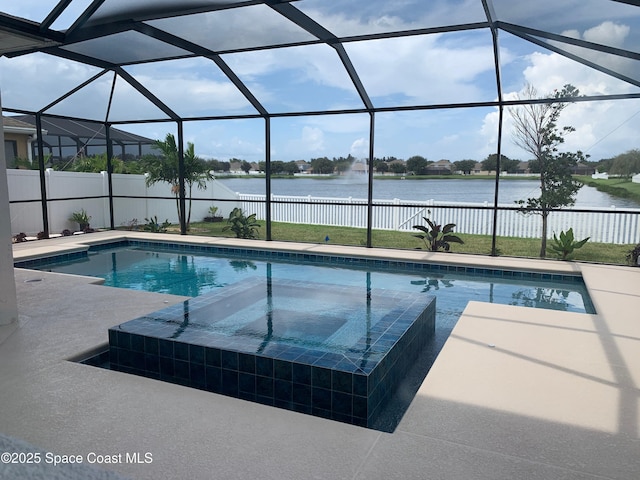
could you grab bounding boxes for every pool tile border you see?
[15,239,585,284]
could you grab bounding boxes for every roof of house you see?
[12,115,153,145]
[2,116,37,133]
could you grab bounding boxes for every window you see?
[4,140,17,167]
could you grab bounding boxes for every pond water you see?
[217,177,640,209]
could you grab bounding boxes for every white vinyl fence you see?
[8,169,240,235]
[239,194,640,244]
[8,171,639,245]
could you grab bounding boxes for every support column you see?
[0,93,19,325]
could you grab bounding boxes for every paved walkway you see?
[2,232,639,479]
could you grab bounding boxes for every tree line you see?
[12,144,638,178]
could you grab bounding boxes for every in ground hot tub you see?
[108,277,435,427]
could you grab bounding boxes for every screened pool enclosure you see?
[1,0,639,254]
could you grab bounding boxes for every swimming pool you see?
[22,241,595,317]
[18,240,595,429]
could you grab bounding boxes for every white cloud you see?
[0,53,101,111]
[480,23,640,162]
[282,126,325,158]
[582,21,630,47]
[345,34,496,104]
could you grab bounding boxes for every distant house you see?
[295,160,310,173]
[11,114,155,165]
[515,161,530,174]
[472,162,487,175]
[572,162,596,175]
[426,159,453,175]
[2,116,40,166]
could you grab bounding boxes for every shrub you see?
[627,243,640,266]
[223,208,260,239]
[549,228,589,260]
[143,216,171,233]
[413,216,464,252]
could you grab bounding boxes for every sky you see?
[1,0,640,164]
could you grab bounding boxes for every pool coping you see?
[4,231,640,480]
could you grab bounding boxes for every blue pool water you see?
[20,241,595,430]
[26,243,596,322]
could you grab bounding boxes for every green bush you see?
[223,208,260,239]
[550,228,589,260]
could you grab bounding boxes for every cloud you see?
[281,126,325,158]
[480,22,640,161]
[582,21,630,47]
[344,34,496,104]
[299,0,486,36]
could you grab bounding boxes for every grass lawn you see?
[174,220,636,266]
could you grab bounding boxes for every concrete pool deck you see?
[2,231,639,479]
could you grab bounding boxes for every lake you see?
[217,177,640,209]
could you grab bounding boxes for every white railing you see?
[239,194,640,244]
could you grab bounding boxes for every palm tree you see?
[143,133,213,230]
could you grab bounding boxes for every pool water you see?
[31,245,596,323]
[23,242,595,430]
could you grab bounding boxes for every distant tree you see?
[283,161,299,175]
[142,133,213,230]
[335,159,352,175]
[310,157,334,174]
[389,161,407,174]
[375,160,389,173]
[205,159,230,173]
[240,160,252,174]
[595,157,614,174]
[481,153,520,173]
[269,160,285,174]
[453,159,477,174]
[406,155,429,175]
[609,149,640,178]
[509,83,584,257]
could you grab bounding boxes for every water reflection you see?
[510,287,572,311]
[410,275,454,292]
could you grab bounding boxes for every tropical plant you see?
[627,243,640,266]
[413,215,464,251]
[142,133,213,230]
[549,228,589,260]
[69,209,91,230]
[143,216,171,233]
[71,153,126,173]
[223,207,260,239]
[12,156,40,170]
[204,205,223,222]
